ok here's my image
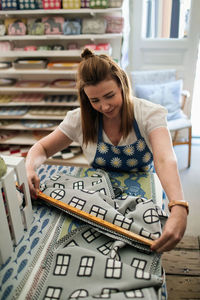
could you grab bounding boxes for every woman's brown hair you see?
[77,48,134,145]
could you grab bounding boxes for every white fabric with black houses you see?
[34,170,167,299]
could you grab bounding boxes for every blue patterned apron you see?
[92,117,153,172]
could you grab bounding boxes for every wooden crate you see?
[0,156,32,265]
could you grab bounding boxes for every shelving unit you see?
[0,6,123,166]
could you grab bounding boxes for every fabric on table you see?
[26,168,167,299]
[0,165,167,300]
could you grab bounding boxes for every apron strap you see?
[133,119,142,139]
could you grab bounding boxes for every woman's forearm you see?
[26,142,48,172]
[154,157,184,202]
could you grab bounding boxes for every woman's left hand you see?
[151,205,187,253]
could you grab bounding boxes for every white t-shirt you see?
[58,97,168,165]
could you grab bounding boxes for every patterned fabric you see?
[92,118,153,172]
[26,169,167,299]
[0,165,167,299]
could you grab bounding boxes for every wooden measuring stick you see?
[37,190,154,247]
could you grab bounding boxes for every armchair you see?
[130,69,192,168]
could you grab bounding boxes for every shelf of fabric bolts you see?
[0,5,123,167]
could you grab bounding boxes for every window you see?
[53,254,71,276]
[90,205,107,219]
[113,214,132,230]
[69,197,86,210]
[73,180,84,189]
[105,258,122,279]
[143,0,191,39]
[44,287,62,300]
[77,256,95,277]
[82,228,101,243]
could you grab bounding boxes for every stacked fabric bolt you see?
[0,107,28,116]
[12,94,44,102]
[0,145,30,157]
[29,107,69,116]
[0,94,13,103]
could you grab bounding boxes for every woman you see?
[26,48,188,253]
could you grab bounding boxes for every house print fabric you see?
[29,170,167,299]
[0,166,168,300]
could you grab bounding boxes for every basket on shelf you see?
[1,0,19,10]
[42,0,61,9]
[18,0,38,9]
[62,0,81,9]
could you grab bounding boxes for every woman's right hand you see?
[26,168,40,199]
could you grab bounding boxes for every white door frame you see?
[126,0,200,117]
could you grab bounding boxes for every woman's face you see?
[84,79,123,120]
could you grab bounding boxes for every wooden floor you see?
[162,236,200,299]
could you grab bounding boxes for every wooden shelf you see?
[0,8,122,16]
[0,68,78,75]
[0,113,65,121]
[0,49,112,59]
[0,101,79,107]
[0,87,77,93]
[0,34,122,41]
[0,131,80,146]
[0,122,57,131]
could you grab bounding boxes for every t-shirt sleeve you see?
[134,97,168,135]
[58,108,82,143]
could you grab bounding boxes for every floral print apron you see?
[92,117,153,172]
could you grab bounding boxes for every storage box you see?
[81,0,89,8]
[105,16,124,33]
[42,16,64,35]
[108,0,123,8]
[82,17,106,34]
[62,0,81,9]
[1,0,19,10]
[0,156,32,265]
[18,0,38,9]
[63,19,81,35]
[89,0,108,8]
[42,0,61,9]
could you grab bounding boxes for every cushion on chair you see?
[167,117,192,131]
[130,69,176,86]
[134,80,184,121]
